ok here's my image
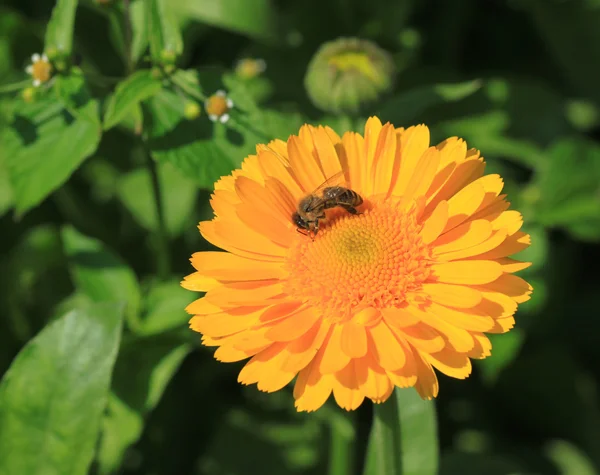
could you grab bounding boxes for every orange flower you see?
[182,118,532,412]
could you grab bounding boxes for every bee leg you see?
[341,204,360,215]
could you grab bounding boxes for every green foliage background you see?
[1,0,600,474]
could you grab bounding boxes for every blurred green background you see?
[1,0,600,474]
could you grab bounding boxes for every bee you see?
[292,171,363,238]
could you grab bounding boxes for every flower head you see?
[305,38,396,115]
[183,118,532,412]
[25,53,52,87]
[205,90,234,123]
[235,58,267,79]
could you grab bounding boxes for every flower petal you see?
[191,251,286,281]
[392,124,430,196]
[333,360,366,410]
[265,306,322,342]
[371,123,397,195]
[433,219,493,255]
[420,200,449,244]
[288,134,326,193]
[421,283,482,308]
[319,324,351,374]
[368,320,406,371]
[340,321,368,358]
[430,260,503,285]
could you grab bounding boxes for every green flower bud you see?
[151,67,163,79]
[183,101,201,120]
[304,37,396,115]
[22,87,37,103]
[160,49,177,65]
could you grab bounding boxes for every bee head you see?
[292,212,310,230]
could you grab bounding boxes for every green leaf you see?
[533,138,600,237]
[117,161,198,237]
[0,303,124,475]
[324,409,356,475]
[3,88,101,216]
[171,0,276,40]
[378,79,482,125]
[54,73,101,124]
[44,0,78,56]
[104,70,162,130]
[139,279,194,336]
[145,70,305,187]
[146,0,183,62]
[0,145,13,217]
[476,329,525,384]
[98,336,190,474]
[61,226,142,329]
[364,389,438,475]
[143,87,237,188]
[108,0,148,66]
[436,111,545,169]
[545,439,596,475]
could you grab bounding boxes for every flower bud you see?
[22,87,37,103]
[304,37,396,115]
[183,101,201,120]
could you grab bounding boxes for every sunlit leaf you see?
[138,279,193,336]
[545,439,596,475]
[172,0,276,41]
[143,87,237,188]
[364,389,438,475]
[533,138,600,238]
[146,0,183,62]
[44,0,78,56]
[104,70,162,130]
[3,93,101,216]
[0,303,123,475]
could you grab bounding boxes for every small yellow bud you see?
[160,49,177,65]
[235,58,267,79]
[184,102,201,120]
[22,87,36,103]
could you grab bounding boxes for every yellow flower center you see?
[205,95,230,117]
[285,201,433,323]
[327,52,381,85]
[32,59,52,83]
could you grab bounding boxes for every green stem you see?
[145,151,170,279]
[0,80,32,94]
[327,410,356,475]
[122,0,134,73]
[170,73,206,102]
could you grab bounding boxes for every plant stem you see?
[145,151,170,279]
[327,410,356,475]
[122,0,134,73]
[0,80,32,94]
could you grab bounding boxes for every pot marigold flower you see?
[182,118,532,412]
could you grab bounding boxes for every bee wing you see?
[311,170,348,196]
